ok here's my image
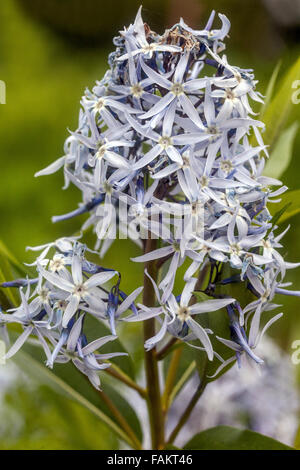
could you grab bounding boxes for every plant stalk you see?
[143,236,164,449]
[162,346,183,413]
[99,390,142,450]
[104,364,147,399]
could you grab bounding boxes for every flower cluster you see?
[1,8,299,385]
[1,238,141,389]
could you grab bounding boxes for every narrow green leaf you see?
[164,444,182,450]
[9,328,143,444]
[271,203,292,227]
[13,350,134,447]
[293,425,300,450]
[259,60,281,117]
[0,239,28,276]
[260,56,300,149]
[263,122,299,179]
[0,262,18,308]
[183,426,294,450]
[270,189,300,223]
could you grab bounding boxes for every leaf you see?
[293,425,300,450]
[270,189,300,223]
[13,340,143,448]
[259,60,281,117]
[0,239,29,276]
[183,426,294,450]
[259,56,300,149]
[0,258,18,308]
[164,444,182,450]
[263,122,299,179]
[271,203,292,227]
[0,239,34,308]
[12,350,131,446]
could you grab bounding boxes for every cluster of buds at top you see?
[1,8,299,385]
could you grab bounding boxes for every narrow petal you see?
[39,266,74,293]
[186,318,213,360]
[131,245,174,262]
[140,92,174,120]
[62,295,80,328]
[72,255,83,286]
[67,314,84,351]
[82,335,117,355]
[85,271,117,289]
[190,297,235,314]
[35,156,66,177]
[5,326,34,359]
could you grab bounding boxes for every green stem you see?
[104,364,147,399]
[162,346,183,413]
[143,236,164,450]
[99,389,142,450]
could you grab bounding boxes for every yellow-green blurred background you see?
[0,0,299,449]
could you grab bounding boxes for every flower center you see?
[96,145,107,159]
[220,160,233,173]
[207,125,219,135]
[158,136,172,149]
[177,306,191,322]
[171,83,184,96]
[225,89,235,100]
[230,243,241,255]
[56,300,67,311]
[142,43,155,53]
[95,98,105,111]
[49,256,65,272]
[73,284,87,297]
[130,84,143,98]
[199,176,209,188]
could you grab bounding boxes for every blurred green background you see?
[0,0,299,449]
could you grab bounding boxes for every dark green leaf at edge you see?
[183,426,294,450]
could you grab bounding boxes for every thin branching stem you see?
[166,379,207,447]
[104,365,147,399]
[99,390,142,450]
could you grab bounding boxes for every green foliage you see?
[0,370,118,450]
[183,426,294,450]
[259,61,281,116]
[270,189,300,224]
[259,56,300,150]
[263,122,299,179]
[12,348,142,448]
[0,0,300,451]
